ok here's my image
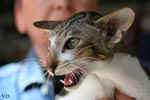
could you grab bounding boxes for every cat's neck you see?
[87,53,141,73]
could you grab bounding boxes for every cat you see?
[34,8,150,100]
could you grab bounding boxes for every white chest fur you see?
[57,54,150,100]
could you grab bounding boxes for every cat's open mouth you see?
[56,68,87,88]
[64,68,85,87]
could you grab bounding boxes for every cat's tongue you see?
[63,69,84,87]
[64,73,73,86]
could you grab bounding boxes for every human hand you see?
[114,89,136,100]
[97,98,112,100]
[97,89,136,100]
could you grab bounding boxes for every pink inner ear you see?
[96,8,135,32]
[113,8,135,32]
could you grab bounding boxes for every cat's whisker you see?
[70,71,74,78]
[44,73,49,82]
[42,69,54,82]
[73,56,97,63]
[75,45,93,55]
[68,58,88,66]
[71,63,88,75]
[70,59,89,67]
[57,62,70,69]
[45,54,96,76]
[80,68,88,75]
[70,70,78,82]
[55,63,70,73]
[47,70,54,77]
[46,73,52,82]
[43,71,49,77]
[55,58,87,71]
[68,64,88,84]
[60,80,65,84]
[69,64,83,73]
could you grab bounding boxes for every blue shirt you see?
[0,49,54,100]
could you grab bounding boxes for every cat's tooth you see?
[50,72,54,77]
[77,71,82,76]
[71,72,76,79]
[60,80,65,84]
[48,71,54,77]
[69,80,72,84]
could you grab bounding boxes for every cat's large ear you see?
[34,21,62,30]
[96,8,135,47]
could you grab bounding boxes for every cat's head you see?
[34,8,135,89]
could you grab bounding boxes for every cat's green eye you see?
[65,38,80,49]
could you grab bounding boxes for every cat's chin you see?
[64,83,80,92]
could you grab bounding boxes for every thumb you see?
[97,98,113,100]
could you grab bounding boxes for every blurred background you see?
[0,0,150,74]
[0,0,30,65]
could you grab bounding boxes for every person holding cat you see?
[0,0,134,100]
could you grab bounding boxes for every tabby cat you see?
[34,8,150,100]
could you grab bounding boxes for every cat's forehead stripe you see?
[55,14,86,36]
[54,12,101,36]
[62,12,86,29]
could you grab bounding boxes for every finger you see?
[115,89,136,100]
[96,97,113,100]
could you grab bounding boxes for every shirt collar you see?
[18,48,45,92]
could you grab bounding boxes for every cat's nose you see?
[50,61,58,73]
[47,50,58,73]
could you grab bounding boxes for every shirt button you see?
[40,84,49,96]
